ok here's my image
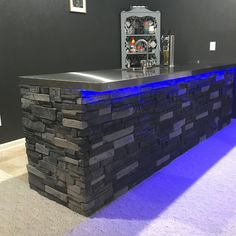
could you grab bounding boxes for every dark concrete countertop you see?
[19,63,236,92]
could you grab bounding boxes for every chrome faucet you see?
[135,39,153,70]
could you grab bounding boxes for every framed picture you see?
[70,0,87,13]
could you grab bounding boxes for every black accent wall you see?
[150,0,236,65]
[0,0,144,143]
[0,0,236,143]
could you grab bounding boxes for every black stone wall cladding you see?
[20,70,234,216]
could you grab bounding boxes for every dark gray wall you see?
[150,0,236,65]
[0,0,148,143]
[0,0,236,143]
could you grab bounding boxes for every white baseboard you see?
[0,138,25,151]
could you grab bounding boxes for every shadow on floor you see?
[16,173,28,182]
[68,120,236,236]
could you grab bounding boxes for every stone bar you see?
[19,65,236,216]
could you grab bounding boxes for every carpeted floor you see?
[68,120,236,236]
[0,169,86,236]
[1,120,236,236]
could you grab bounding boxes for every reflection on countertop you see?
[19,63,236,91]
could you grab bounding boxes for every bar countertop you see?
[19,63,236,92]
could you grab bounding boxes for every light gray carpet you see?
[68,120,236,236]
[0,170,86,236]
[1,120,236,236]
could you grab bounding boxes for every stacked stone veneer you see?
[20,69,235,216]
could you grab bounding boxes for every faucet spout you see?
[135,39,149,62]
[135,39,153,70]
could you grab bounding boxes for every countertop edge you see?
[19,63,236,92]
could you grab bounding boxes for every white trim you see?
[69,0,87,13]
[0,138,25,152]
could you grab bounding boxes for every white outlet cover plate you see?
[210,41,216,51]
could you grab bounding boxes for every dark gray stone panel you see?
[20,70,234,216]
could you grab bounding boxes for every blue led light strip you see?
[80,68,236,98]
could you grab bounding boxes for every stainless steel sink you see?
[124,68,144,72]
[123,68,156,73]
[123,65,166,72]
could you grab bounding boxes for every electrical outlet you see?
[210,41,216,51]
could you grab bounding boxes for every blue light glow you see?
[80,68,236,98]
[68,120,236,236]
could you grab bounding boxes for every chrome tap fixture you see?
[135,39,153,70]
